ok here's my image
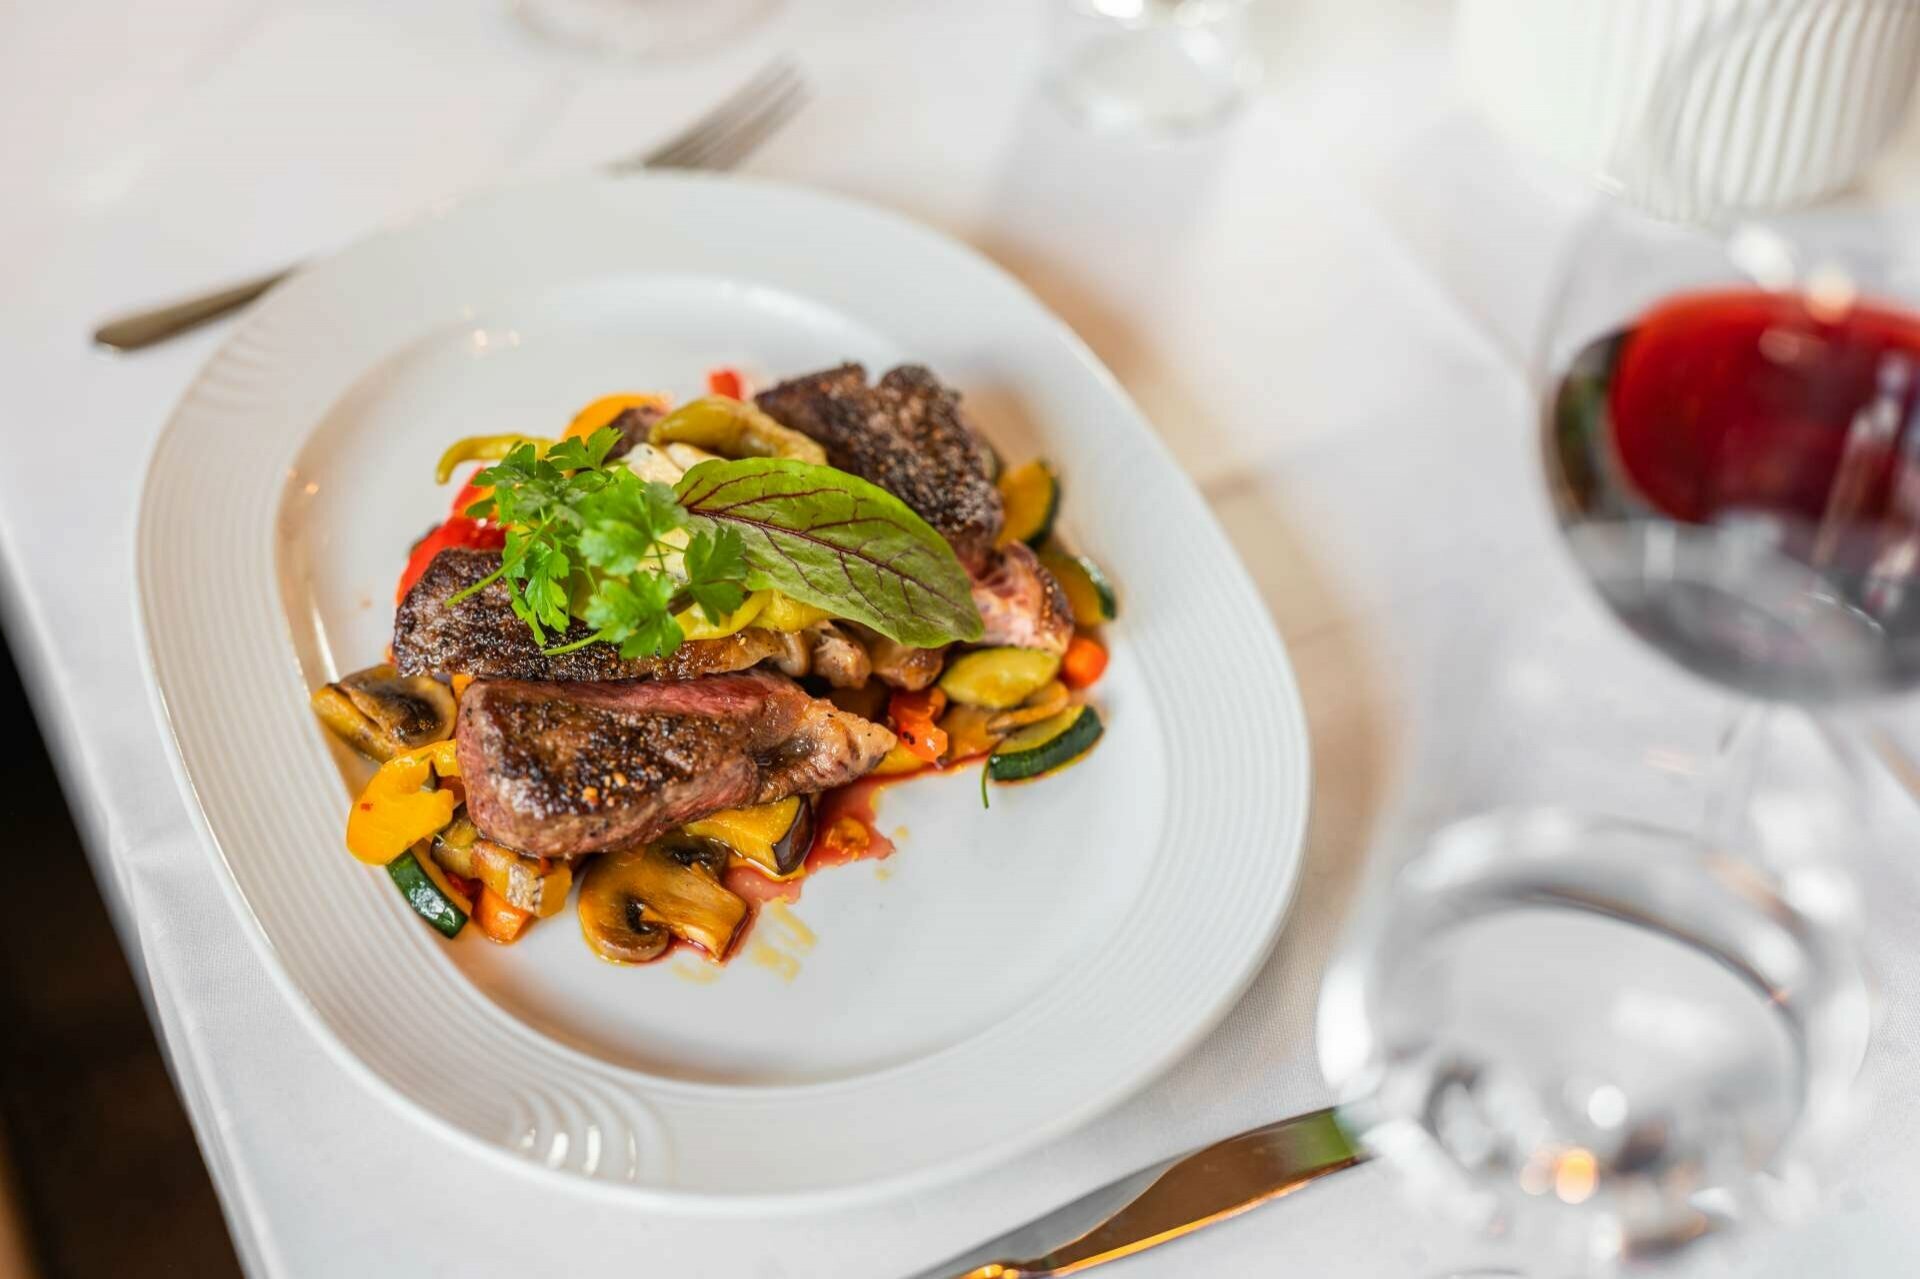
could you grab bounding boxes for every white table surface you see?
[6,1,1920,1274]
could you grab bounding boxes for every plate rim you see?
[135,170,1312,1212]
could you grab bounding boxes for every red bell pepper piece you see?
[395,516,505,603]
[707,367,746,400]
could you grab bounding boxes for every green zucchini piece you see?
[939,647,1062,709]
[388,845,470,938]
[997,460,1059,547]
[987,704,1104,782]
[1037,544,1118,624]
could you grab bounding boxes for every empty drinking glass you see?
[1046,0,1255,138]
[1319,577,1871,1274]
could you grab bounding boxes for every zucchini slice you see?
[996,460,1059,547]
[387,845,470,938]
[987,704,1104,782]
[1037,545,1118,625]
[939,647,1062,710]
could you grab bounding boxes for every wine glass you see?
[1318,559,1871,1275]
[512,0,777,58]
[1319,197,1919,1273]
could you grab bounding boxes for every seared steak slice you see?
[393,548,785,681]
[971,543,1074,654]
[603,403,666,460]
[456,671,895,859]
[756,364,1004,571]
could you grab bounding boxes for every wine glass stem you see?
[1702,703,1771,849]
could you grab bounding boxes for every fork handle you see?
[93,266,294,351]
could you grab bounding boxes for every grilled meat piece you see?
[851,625,947,691]
[756,364,1004,571]
[456,671,896,859]
[603,404,667,460]
[393,548,786,681]
[971,543,1075,655]
[805,621,872,689]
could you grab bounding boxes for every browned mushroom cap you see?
[310,664,456,761]
[576,836,748,965]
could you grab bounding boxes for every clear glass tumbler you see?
[1046,0,1256,139]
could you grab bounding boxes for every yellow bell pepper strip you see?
[753,592,832,632]
[675,589,768,641]
[345,740,462,865]
[434,434,552,485]
[563,393,670,442]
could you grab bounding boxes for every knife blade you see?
[904,1107,1365,1279]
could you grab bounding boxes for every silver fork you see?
[92,61,808,352]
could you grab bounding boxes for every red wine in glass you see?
[1548,287,1920,701]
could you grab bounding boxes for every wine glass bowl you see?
[1541,211,1920,703]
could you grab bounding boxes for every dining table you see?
[7,0,1920,1274]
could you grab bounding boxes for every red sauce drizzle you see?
[711,769,934,956]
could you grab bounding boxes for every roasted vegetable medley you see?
[312,365,1115,964]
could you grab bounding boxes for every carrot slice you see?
[888,688,949,762]
[1060,635,1109,689]
[474,886,531,944]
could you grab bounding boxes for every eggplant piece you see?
[431,815,481,878]
[311,664,455,761]
[683,797,815,879]
[470,839,573,917]
[577,837,748,964]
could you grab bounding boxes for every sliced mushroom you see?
[986,680,1072,733]
[805,621,872,689]
[771,629,812,678]
[310,664,455,761]
[661,441,723,472]
[577,836,749,964]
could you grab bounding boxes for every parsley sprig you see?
[448,428,749,660]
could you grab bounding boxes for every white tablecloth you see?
[6,1,1919,1273]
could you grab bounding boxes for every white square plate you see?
[138,175,1309,1211]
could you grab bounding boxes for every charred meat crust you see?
[392,547,786,681]
[971,542,1075,655]
[755,363,1004,571]
[455,671,896,859]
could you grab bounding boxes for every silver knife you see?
[905,1107,1365,1279]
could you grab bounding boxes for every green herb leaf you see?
[447,427,751,661]
[682,526,751,623]
[676,458,983,647]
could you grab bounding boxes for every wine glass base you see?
[511,0,778,59]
